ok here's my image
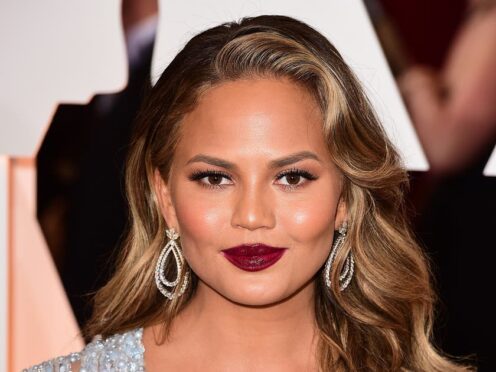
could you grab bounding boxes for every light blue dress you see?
[23,328,145,372]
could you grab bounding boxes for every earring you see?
[155,227,190,300]
[323,222,355,291]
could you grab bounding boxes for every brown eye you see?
[208,175,223,185]
[188,170,233,189]
[285,174,301,185]
[275,168,318,189]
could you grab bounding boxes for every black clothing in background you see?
[411,147,495,371]
[37,42,154,332]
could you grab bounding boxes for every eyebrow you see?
[186,151,322,170]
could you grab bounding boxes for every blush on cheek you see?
[174,194,227,249]
[293,210,310,225]
[280,202,335,244]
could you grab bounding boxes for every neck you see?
[173,278,319,366]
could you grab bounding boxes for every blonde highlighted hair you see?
[87,15,477,371]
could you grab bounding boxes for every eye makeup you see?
[187,167,318,190]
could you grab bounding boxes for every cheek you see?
[277,191,337,245]
[172,187,228,248]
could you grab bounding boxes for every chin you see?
[220,282,293,307]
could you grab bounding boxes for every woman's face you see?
[155,77,347,306]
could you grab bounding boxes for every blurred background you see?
[27,0,496,370]
[366,1,495,371]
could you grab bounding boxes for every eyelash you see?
[188,168,318,191]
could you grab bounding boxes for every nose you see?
[231,183,276,231]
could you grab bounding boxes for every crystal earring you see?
[323,221,355,291]
[155,227,190,300]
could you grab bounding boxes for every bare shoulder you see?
[23,328,145,371]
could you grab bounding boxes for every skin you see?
[398,5,496,177]
[145,77,347,371]
[121,0,157,32]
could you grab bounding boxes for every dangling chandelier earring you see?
[155,227,190,300]
[323,221,355,291]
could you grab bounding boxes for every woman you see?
[26,15,476,371]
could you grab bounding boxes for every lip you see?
[221,244,287,272]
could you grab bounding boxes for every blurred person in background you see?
[368,0,496,369]
[37,0,158,333]
[399,0,496,179]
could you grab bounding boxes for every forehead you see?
[175,78,330,161]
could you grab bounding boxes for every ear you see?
[334,197,348,231]
[153,168,179,232]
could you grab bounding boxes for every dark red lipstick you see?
[221,244,287,272]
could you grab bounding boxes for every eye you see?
[275,168,318,190]
[188,170,233,189]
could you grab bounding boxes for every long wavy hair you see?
[86,15,476,371]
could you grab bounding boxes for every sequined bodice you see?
[24,328,145,371]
